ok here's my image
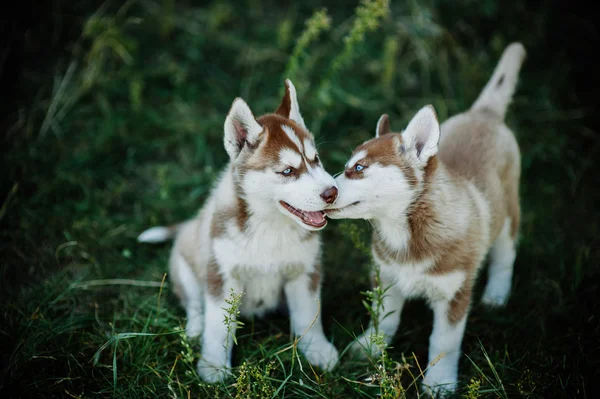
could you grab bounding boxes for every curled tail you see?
[137,222,186,243]
[471,42,527,119]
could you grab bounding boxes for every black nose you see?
[320,186,338,204]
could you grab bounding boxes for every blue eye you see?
[282,168,293,175]
[355,164,365,172]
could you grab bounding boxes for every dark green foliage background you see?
[1,0,598,397]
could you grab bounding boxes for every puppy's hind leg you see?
[170,252,204,338]
[482,217,516,306]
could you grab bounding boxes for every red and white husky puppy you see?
[325,43,526,395]
[138,80,340,382]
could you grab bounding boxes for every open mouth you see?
[323,201,361,216]
[279,201,327,228]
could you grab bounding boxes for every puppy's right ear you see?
[224,98,263,160]
[375,114,391,137]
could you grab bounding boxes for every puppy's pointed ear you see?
[224,98,263,160]
[402,105,440,164]
[274,79,307,130]
[375,114,391,137]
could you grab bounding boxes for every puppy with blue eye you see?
[326,43,526,395]
[138,80,340,382]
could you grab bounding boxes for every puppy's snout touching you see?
[320,186,338,204]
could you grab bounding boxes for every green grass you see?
[1,0,598,398]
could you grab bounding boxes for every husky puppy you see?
[138,80,340,382]
[325,43,526,394]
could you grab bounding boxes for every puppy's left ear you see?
[402,105,440,164]
[224,98,263,160]
[375,114,391,137]
[275,79,307,130]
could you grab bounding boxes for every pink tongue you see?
[303,211,325,224]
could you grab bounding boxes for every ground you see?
[1,0,598,398]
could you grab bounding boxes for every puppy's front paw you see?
[300,339,339,371]
[481,287,510,307]
[481,277,511,307]
[422,368,458,397]
[197,358,230,383]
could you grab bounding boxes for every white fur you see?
[137,226,173,243]
[351,248,468,358]
[284,79,307,130]
[242,164,336,220]
[482,218,516,306]
[332,164,414,220]
[198,279,240,383]
[471,43,526,119]
[281,125,303,152]
[279,147,303,169]
[212,224,321,280]
[303,139,317,161]
[346,150,367,169]
[390,266,466,303]
[285,275,339,370]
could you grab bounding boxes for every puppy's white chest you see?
[212,227,319,272]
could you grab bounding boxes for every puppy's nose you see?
[320,186,338,204]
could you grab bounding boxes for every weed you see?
[234,360,277,399]
[223,288,245,347]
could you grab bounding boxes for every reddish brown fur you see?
[207,256,223,297]
[274,84,292,118]
[211,207,237,238]
[235,194,250,232]
[448,283,473,324]
[344,134,417,185]
[242,114,315,178]
[373,178,483,270]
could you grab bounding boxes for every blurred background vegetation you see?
[1,0,598,397]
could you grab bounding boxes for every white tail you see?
[471,42,527,119]
[137,224,181,243]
